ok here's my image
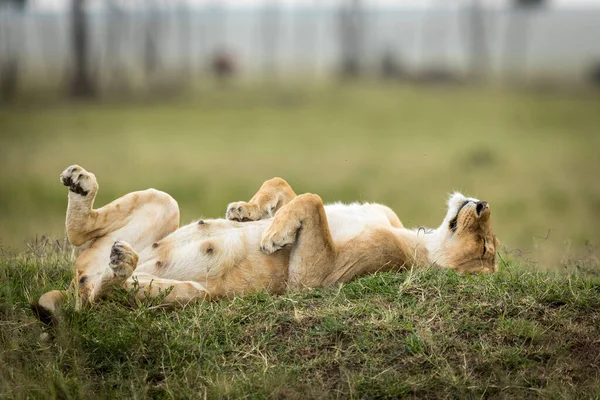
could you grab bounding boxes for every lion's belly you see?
[133,203,393,290]
[134,218,288,293]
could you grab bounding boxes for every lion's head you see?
[428,193,498,273]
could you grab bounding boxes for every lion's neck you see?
[394,226,448,269]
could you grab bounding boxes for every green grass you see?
[1,243,600,399]
[1,83,599,397]
[0,83,599,269]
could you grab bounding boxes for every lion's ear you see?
[494,235,499,247]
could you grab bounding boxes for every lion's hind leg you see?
[87,241,139,303]
[88,241,209,306]
[260,193,337,289]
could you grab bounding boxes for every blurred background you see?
[0,0,599,272]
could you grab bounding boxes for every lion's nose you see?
[476,201,488,215]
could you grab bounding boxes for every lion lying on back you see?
[32,165,498,324]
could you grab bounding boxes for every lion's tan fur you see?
[32,166,498,322]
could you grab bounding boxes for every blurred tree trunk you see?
[106,0,128,91]
[504,7,530,81]
[34,5,59,83]
[338,0,365,78]
[0,2,24,101]
[311,0,320,78]
[178,1,191,82]
[70,0,94,97]
[143,1,161,78]
[467,0,489,81]
[261,1,280,83]
[196,8,205,76]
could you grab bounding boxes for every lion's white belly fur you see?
[325,202,396,243]
[134,202,394,283]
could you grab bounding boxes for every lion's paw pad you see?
[226,202,261,222]
[109,241,136,277]
[60,165,96,196]
[260,229,295,254]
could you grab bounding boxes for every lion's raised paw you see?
[226,201,262,222]
[60,165,97,196]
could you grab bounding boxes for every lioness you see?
[32,165,498,323]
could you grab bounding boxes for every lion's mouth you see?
[475,201,488,216]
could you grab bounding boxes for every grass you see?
[0,83,599,269]
[1,83,599,397]
[1,241,600,398]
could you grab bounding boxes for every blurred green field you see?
[1,83,599,270]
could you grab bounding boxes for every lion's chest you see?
[324,203,394,245]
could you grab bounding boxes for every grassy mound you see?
[1,245,599,399]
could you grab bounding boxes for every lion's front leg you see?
[226,177,297,222]
[60,164,180,247]
[260,193,337,290]
[61,165,100,246]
